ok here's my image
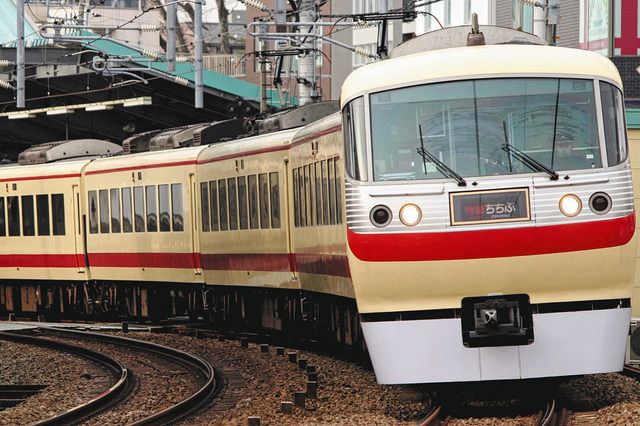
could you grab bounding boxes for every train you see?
[0,25,635,384]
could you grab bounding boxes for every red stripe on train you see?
[0,254,82,268]
[201,253,351,277]
[87,252,200,269]
[347,214,636,262]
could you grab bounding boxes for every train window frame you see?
[158,184,171,232]
[308,165,315,226]
[328,158,336,225]
[0,197,5,237]
[171,183,184,232]
[299,167,306,226]
[321,160,329,225]
[334,157,342,224]
[228,177,238,230]
[238,176,249,230]
[292,168,300,227]
[7,196,20,237]
[599,81,628,167]
[21,195,35,236]
[110,188,121,233]
[248,174,259,229]
[145,185,158,232]
[99,189,110,234]
[270,172,280,228]
[88,191,99,234]
[200,182,210,232]
[218,179,229,231]
[315,162,323,225]
[343,96,369,181]
[210,180,219,231]
[133,186,145,232]
[36,194,50,236]
[259,173,270,229]
[121,188,133,233]
[51,194,65,236]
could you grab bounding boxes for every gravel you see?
[0,340,111,425]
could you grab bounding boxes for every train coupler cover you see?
[461,294,534,348]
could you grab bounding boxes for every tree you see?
[215,0,230,54]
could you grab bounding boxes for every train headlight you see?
[589,192,612,215]
[559,194,582,217]
[370,205,392,228]
[399,203,422,226]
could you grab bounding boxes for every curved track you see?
[0,330,131,425]
[0,327,220,425]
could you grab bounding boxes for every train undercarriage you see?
[0,281,363,348]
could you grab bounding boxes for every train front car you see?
[342,45,636,384]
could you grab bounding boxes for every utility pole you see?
[166,0,177,71]
[16,0,25,108]
[259,41,268,113]
[194,0,203,108]
[297,0,315,105]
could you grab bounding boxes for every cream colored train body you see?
[0,42,634,385]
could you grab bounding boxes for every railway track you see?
[0,327,220,425]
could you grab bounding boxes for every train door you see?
[189,173,202,275]
[72,185,87,275]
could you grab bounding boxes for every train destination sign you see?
[450,188,530,226]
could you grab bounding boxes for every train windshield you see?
[369,78,615,182]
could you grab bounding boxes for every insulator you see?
[354,20,372,29]
[174,76,189,86]
[0,80,13,90]
[244,0,267,11]
[353,46,371,57]
[0,59,13,67]
[141,49,161,60]
[176,55,191,63]
[140,24,160,32]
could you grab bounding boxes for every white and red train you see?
[0,37,635,383]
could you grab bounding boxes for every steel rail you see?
[37,327,219,425]
[0,330,131,426]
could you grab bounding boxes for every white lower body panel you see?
[361,307,631,384]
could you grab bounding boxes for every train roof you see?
[197,127,299,163]
[84,144,207,173]
[0,158,90,180]
[340,44,623,107]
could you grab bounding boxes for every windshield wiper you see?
[418,125,467,187]
[502,121,559,181]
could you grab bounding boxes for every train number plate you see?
[450,188,530,226]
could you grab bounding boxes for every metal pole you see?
[260,42,267,113]
[533,0,547,41]
[16,0,25,108]
[297,0,315,105]
[167,0,177,71]
[194,0,203,108]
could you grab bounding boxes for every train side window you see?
[146,186,157,232]
[248,175,259,229]
[99,189,110,233]
[88,191,99,234]
[110,189,121,233]
[321,160,329,225]
[238,176,248,230]
[133,186,145,232]
[259,173,270,228]
[200,182,210,232]
[8,196,20,236]
[171,184,183,232]
[315,162,322,226]
[210,181,219,231]
[21,195,35,236]
[328,158,336,224]
[0,197,5,237]
[121,188,133,233]
[334,157,342,224]
[158,184,170,232]
[218,179,228,231]
[343,96,368,181]
[36,194,50,236]
[298,167,306,226]
[270,172,280,228]
[307,165,314,226]
[228,178,238,230]
[292,168,300,227]
[51,194,65,236]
